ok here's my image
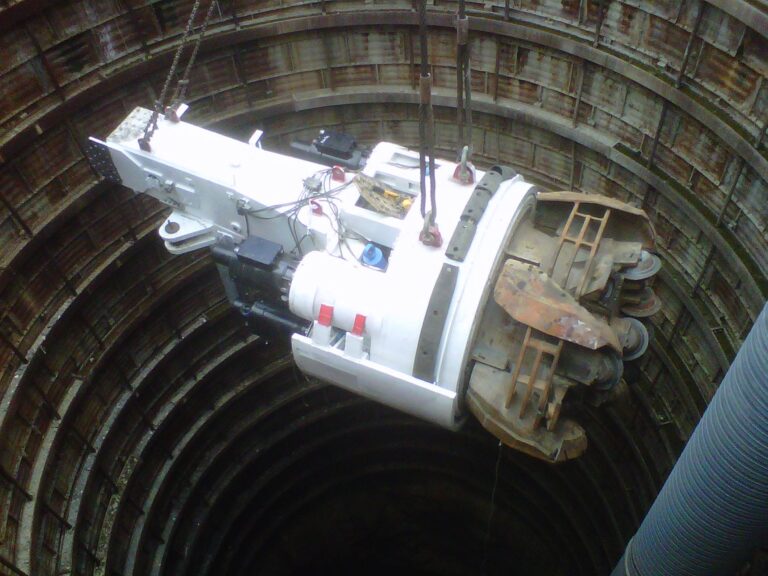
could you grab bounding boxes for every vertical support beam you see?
[572,60,585,127]
[756,121,767,149]
[647,100,669,169]
[123,1,151,56]
[231,47,253,108]
[25,24,65,103]
[321,34,335,91]
[0,188,32,237]
[42,500,73,530]
[641,183,655,212]
[455,1,471,157]
[0,465,33,501]
[569,140,577,190]
[716,159,745,227]
[409,32,416,90]
[493,36,501,102]
[64,120,91,166]
[676,4,705,88]
[229,0,240,27]
[79,311,104,350]
[593,0,608,47]
[668,306,690,344]
[0,554,29,576]
[66,419,97,455]
[75,534,102,568]
[691,244,716,298]
[43,243,78,297]
[0,330,28,364]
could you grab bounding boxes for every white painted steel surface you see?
[102,106,533,429]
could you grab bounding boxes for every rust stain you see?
[672,117,730,183]
[493,259,621,351]
[696,43,761,108]
[618,3,635,37]
[559,0,581,21]
[537,190,649,219]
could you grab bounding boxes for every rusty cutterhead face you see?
[467,192,659,462]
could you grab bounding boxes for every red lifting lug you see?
[453,145,476,185]
[331,165,345,183]
[164,106,180,123]
[310,199,323,215]
[453,162,476,185]
[419,223,443,247]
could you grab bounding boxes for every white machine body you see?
[93,107,535,429]
[290,173,533,427]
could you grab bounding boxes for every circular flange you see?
[623,250,662,281]
[595,351,624,391]
[623,318,650,361]
[621,287,662,318]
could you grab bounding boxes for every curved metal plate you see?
[493,259,622,352]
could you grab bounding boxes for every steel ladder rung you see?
[549,201,612,297]
[505,327,563,422]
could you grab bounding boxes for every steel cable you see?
[418,0,437,223]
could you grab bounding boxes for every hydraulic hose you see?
[612,303,768,576]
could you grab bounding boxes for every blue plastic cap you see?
[362,243,386,269]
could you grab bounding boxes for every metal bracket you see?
[85,138,122,184]
[446,165,516,262]
[413,263,459,381]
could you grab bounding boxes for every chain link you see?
[140,0,216,149]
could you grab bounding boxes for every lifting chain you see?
[417,0,442,247]
[455,0,472,157]
[139,0,217,151]
[453,0,475,184]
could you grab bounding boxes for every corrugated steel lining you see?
[0,0,763,142]
[0,3,765,575]
[696,42,763,109]
[699,3,746,55]
[149,26,766,282]
[0,21,763,322]
[0,79,152,269]
[603,3,688,67]
[0,26,37,74]
[743,28,768,75]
